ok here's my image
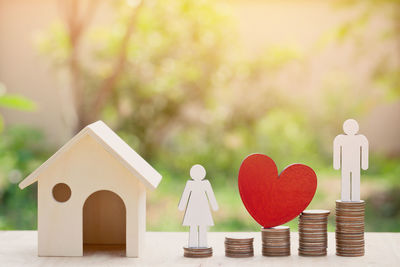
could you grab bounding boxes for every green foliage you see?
[1,0,397,232]
[0,83,36,132]
[0,83,36,112]
[35,22,71,66]
[0,83,39,229]
[365,186,400,232]
[322,0,400,100]
[0,95,36,112]
[0,127,49,229]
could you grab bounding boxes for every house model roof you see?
[19,121,162,190]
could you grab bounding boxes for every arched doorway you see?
[83,190,126,256]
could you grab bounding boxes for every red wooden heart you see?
[238,153,317,228]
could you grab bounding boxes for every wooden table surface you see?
[0,231,399,266]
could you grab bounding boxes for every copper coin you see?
[262,226,290,232]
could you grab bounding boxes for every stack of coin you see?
[183,247,213,258]
[224,237,254,258]
[298,210,330,256]
[261,226,291,256]
[335,200,365,257]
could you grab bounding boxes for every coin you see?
[298,209,330,257]
[335,200,365,257]
[224,237,254,258]
[183,247,212,258]
[261,226,290,257]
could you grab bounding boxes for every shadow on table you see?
[83,244,126,257]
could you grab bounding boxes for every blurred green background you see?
[0,0,399,232]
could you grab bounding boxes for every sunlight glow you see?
[126,0,141,8]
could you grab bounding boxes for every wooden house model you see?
[18,121,162,257]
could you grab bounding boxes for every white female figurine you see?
[178,164,219,248]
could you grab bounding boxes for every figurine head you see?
[190,164,206,181]
[343,119,359,135]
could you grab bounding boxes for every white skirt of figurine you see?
[182,181,214,226]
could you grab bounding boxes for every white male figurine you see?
[333,119,369,201]
[178,164,219,248]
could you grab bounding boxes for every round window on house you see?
[52,183,71,202]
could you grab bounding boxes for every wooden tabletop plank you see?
[0,231,399,266]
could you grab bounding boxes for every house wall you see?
[37,134,146,257]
